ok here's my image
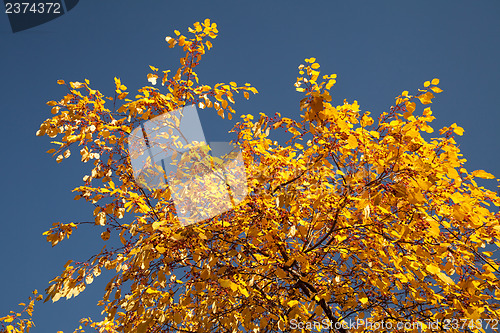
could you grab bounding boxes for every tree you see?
[3,19,500,333]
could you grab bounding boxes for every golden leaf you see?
[346,134,358,149]
[453,126,464,136]
[426,264,440,275]
[472,170,494,179]
[430,86,443,93]
[100,231,110,241]
[95,212,106,226]
[85,275,94,285]
[437,272,455,285]
[219,279,238,291]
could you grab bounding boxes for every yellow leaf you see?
[405,101,416,112]
[437,272,455,285]
[146,287,159,294]
[85,274,94,284]
[424,81,430,87]
[427,218,440,237]
[219,279,238,291]
[57,80,65,85]
[430,86,443,93]
[417,91,434,105]
[453,206,466,221]
[426,264,440,274]
[359,297,369,304]
[147,73,158,85]
[423,107,432,116]
[453,126,464,136]
[70,81,83,89]
[450,190,465,202]
[311,63,320,69]
[431,78,440,85]
[287,300,299,307]
[239,285,250,297]
[325,79,336,90]
[472,170,495,179]
[95,212,106,226]
[347,134,358,149]
[165,36,176,47]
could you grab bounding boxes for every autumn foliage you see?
[2,19,500,333]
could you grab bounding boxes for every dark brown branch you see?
[283,266,347,333]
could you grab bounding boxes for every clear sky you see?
[1,1,499,332]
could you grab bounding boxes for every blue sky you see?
[1,1,499,332]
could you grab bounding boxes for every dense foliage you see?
[2,19,500,333]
